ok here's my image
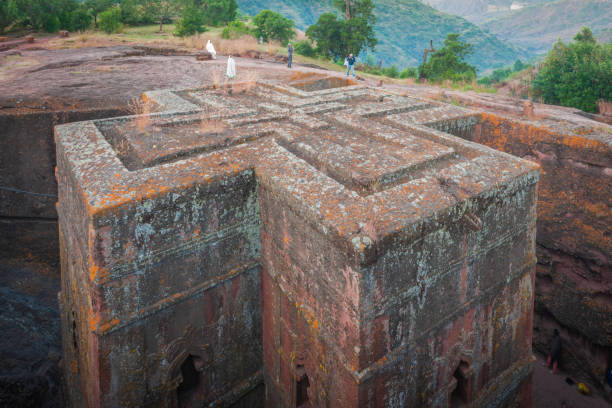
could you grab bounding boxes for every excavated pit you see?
[0,44,611,406]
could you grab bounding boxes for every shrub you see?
[175,6,207,37]
[98,7,122,33]
[400,67,417,79]
[294,39,316,57]
[70,8,93,31]
[532,27,612,113]
[382,64,399,78]
[221,20,251,40]
[478,76,491,85]
[120,0,141,26]
[513,59,526,72]
[45,16,60,33]
[253,10,295,45]
[419,33,476,82]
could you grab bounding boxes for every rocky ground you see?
[1,40,610,407]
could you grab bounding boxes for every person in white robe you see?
[226,55,236,79]
[206,40,216,59]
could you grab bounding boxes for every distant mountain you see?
[479,0,612,54]
[237,0,530,73]
[596,27,612,43]
[420,0,551,23]
[422,0,612,55]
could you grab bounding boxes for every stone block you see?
[196,51,212,61]
[56,77,539,407]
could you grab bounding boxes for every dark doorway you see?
[177,355,202,407]
[450,361,471,407]
[295,364,310,406]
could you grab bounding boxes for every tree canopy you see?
[306,0,377,60]
[532,27,612,113]
[252,10,295,45]
[418,33,476,81]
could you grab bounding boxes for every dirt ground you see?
[533,352,611,407]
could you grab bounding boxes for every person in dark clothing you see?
[287,43,293,68]
[346,53,356,77]
[547,329,562,374]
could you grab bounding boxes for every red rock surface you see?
[393,85,612,394]
[56,76,538,407]
[1,43,610,406]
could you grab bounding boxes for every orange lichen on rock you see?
[56,78,539,408]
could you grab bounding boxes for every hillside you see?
[421,0,551,23]
[237,0,530,73]
[597,27,612,43]
[422,0,612,55]
[479,0,612,54]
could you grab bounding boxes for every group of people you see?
[286,43,357,78]
[209,40,357,80]
[199,39,238,79]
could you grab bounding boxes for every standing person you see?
[206,40,217,59]
[346,53,356,78]
[287,43,294,68]
[226,55,236,79]
[547,329,562,374]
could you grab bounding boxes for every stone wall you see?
[56,116,263,406]
[414,101,612,391]
[56,79,539,407]
[0,108,127,408]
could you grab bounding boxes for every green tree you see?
[294,39,317,57]
[513,59,525,72]
[70,6,94,31]
[400,66,417,79]
[84,0,114,27]
[120,0,143,25]
[332,0,374,21]
[1,1,19,33]
[201,0,237,26]
[382,64,399,78]
[333,0,376,55]
[532,27,612,113]
[144,0,178,32]
[574,26,596,44]
[45,15,61,32]
[221,20,251,39]
[175,5,206,36]
[306,13,345,59]
[253,10,295,45]
[419,33,476,82]
[98,6,122,33]
[8,0,80,30]
[307,0,376,60]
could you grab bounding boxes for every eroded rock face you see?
[0,276,61,408]
[56,74,538,407]
[410,89,612,391]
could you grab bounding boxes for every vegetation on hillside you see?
[478,59,530,86]
[252,10,294,45]
[532,27,612,113]
[480,0,611,54]
[418,33,476,82]
[0,0,239,36]
[236,0,530,72]
[306,0,377,60]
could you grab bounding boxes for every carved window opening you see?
[177,354,202,407]
[450,360,471,407]
[295,364,310,407]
